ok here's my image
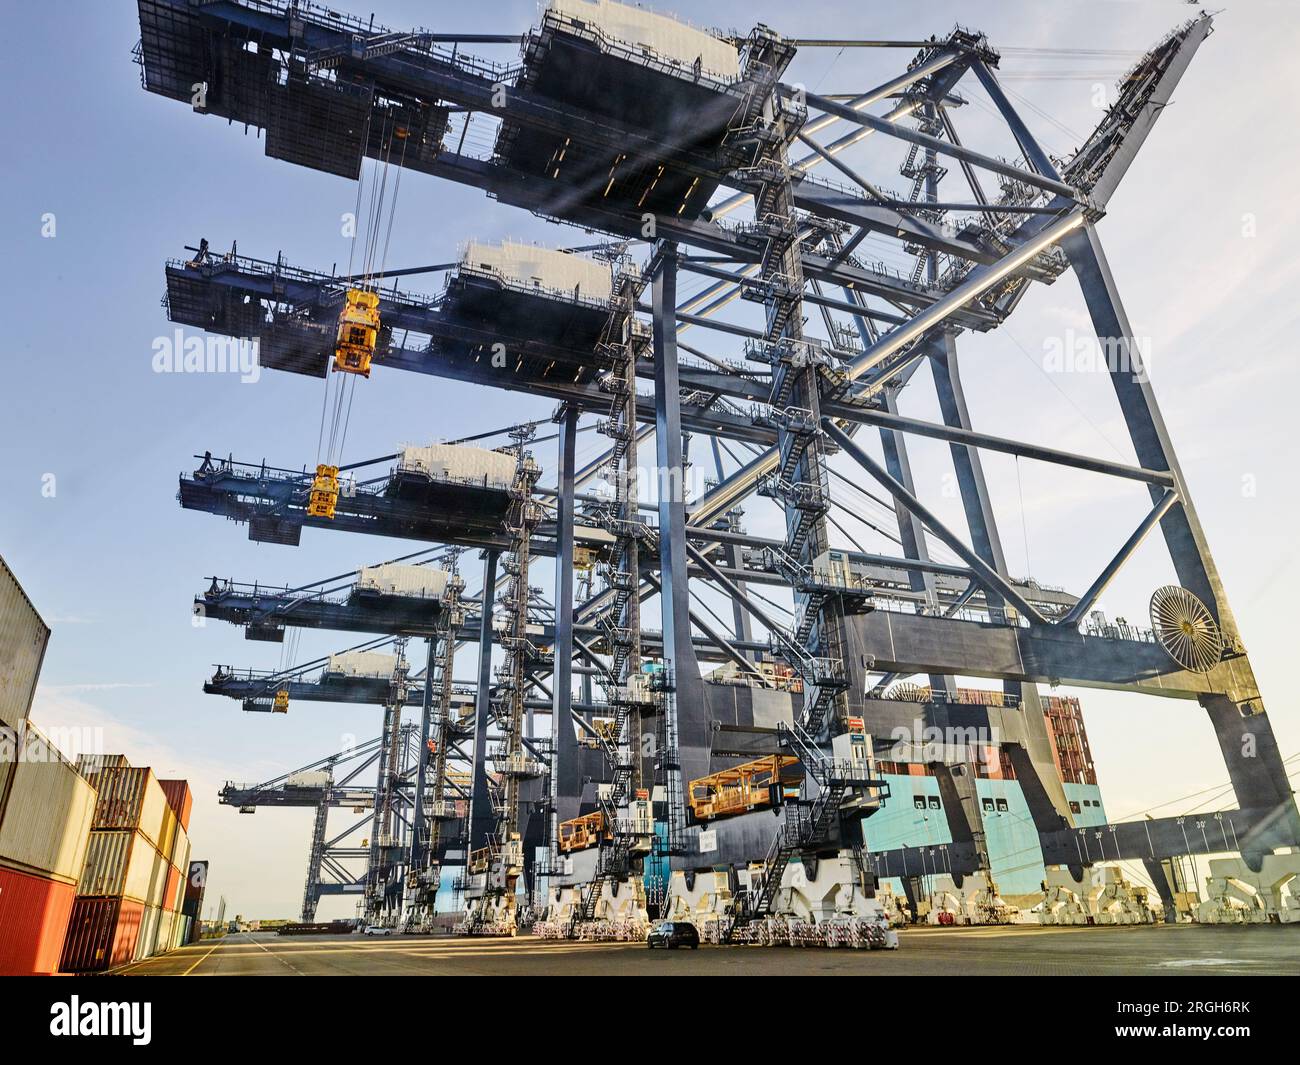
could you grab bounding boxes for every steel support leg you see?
[927,333,1071,833]
[301,797,329,922]
[653,244,703,820]
[1064,223,1297,843]
[552,407,580,825]
[410,636,437,873]
[468,550,498,853]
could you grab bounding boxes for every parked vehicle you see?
[647,921,699,949]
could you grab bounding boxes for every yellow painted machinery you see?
[688,754,802,823]
[307,463,340,519]
[558,811,611,853]
[579,717,618,749]
[468,845,492,876]
[272,689,289,713]
[334,288,380,376]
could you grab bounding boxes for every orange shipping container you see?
[0,864,77,975]
[163,864,181,912]
[158,779,193,831]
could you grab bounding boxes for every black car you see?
[647,921,700,949]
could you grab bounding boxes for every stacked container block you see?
[59,762,197,972]
[182,859,208,944]
[0,554,98,976]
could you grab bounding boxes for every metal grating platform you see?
[249,513,304,546]
[137,0,206,103]
[265,75,372,180]
[137,2,448,181]
[258,316,333,378]
[165,265,266,335]
[245,623,287,643]
[494,18,749,221]
[441,271,614,358]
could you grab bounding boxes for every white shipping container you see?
[134,904,163,963]
[0,723,96,884]
[0,556,49,730]
[326,651,398,679]
[356,564,449,600]
[78,829,170,905]
[461,239,614,303]
[547,0,740,80]
[398,443,517,489]
[285,770,332,789]
[170,822,191,877]
[135,771,171,856]
[157,908,177,954]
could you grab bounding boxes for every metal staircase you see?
[724,722,877,938]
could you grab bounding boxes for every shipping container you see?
[0,864,77,975]
[60,896,145,973]
[158,779,193,831]
[184,859,208,903]
[0,555,50,731]
[175,915,192,950]
[77,829,170,904]
[0,722,96,883]
[163,864,181,913]
[133,904,163,963]
[397,443,517,490]
[171,821,191,875]
[157,908,177,954]
[85,765,171,851]
[326,651,397,679]
[157,800,179,865]
[180,897,201,943]
[356,563,449,600]
[76,753,129,775]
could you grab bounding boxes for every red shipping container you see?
[184,859,208,903]
[59,896,145,973]
[0,864,77,975]
[158,780,193,831]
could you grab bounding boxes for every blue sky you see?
[4,0,1298,917]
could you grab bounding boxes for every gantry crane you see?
[136,0,1299,937]
[220,727,425,921]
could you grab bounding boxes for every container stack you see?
[0,555,99,976]
[59,758,196,972]
[0,724,98,975]
[159,779,194,950]
[182,859,208,944]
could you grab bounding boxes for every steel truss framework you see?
[138,0,1297,928]
[219,724,437,921]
